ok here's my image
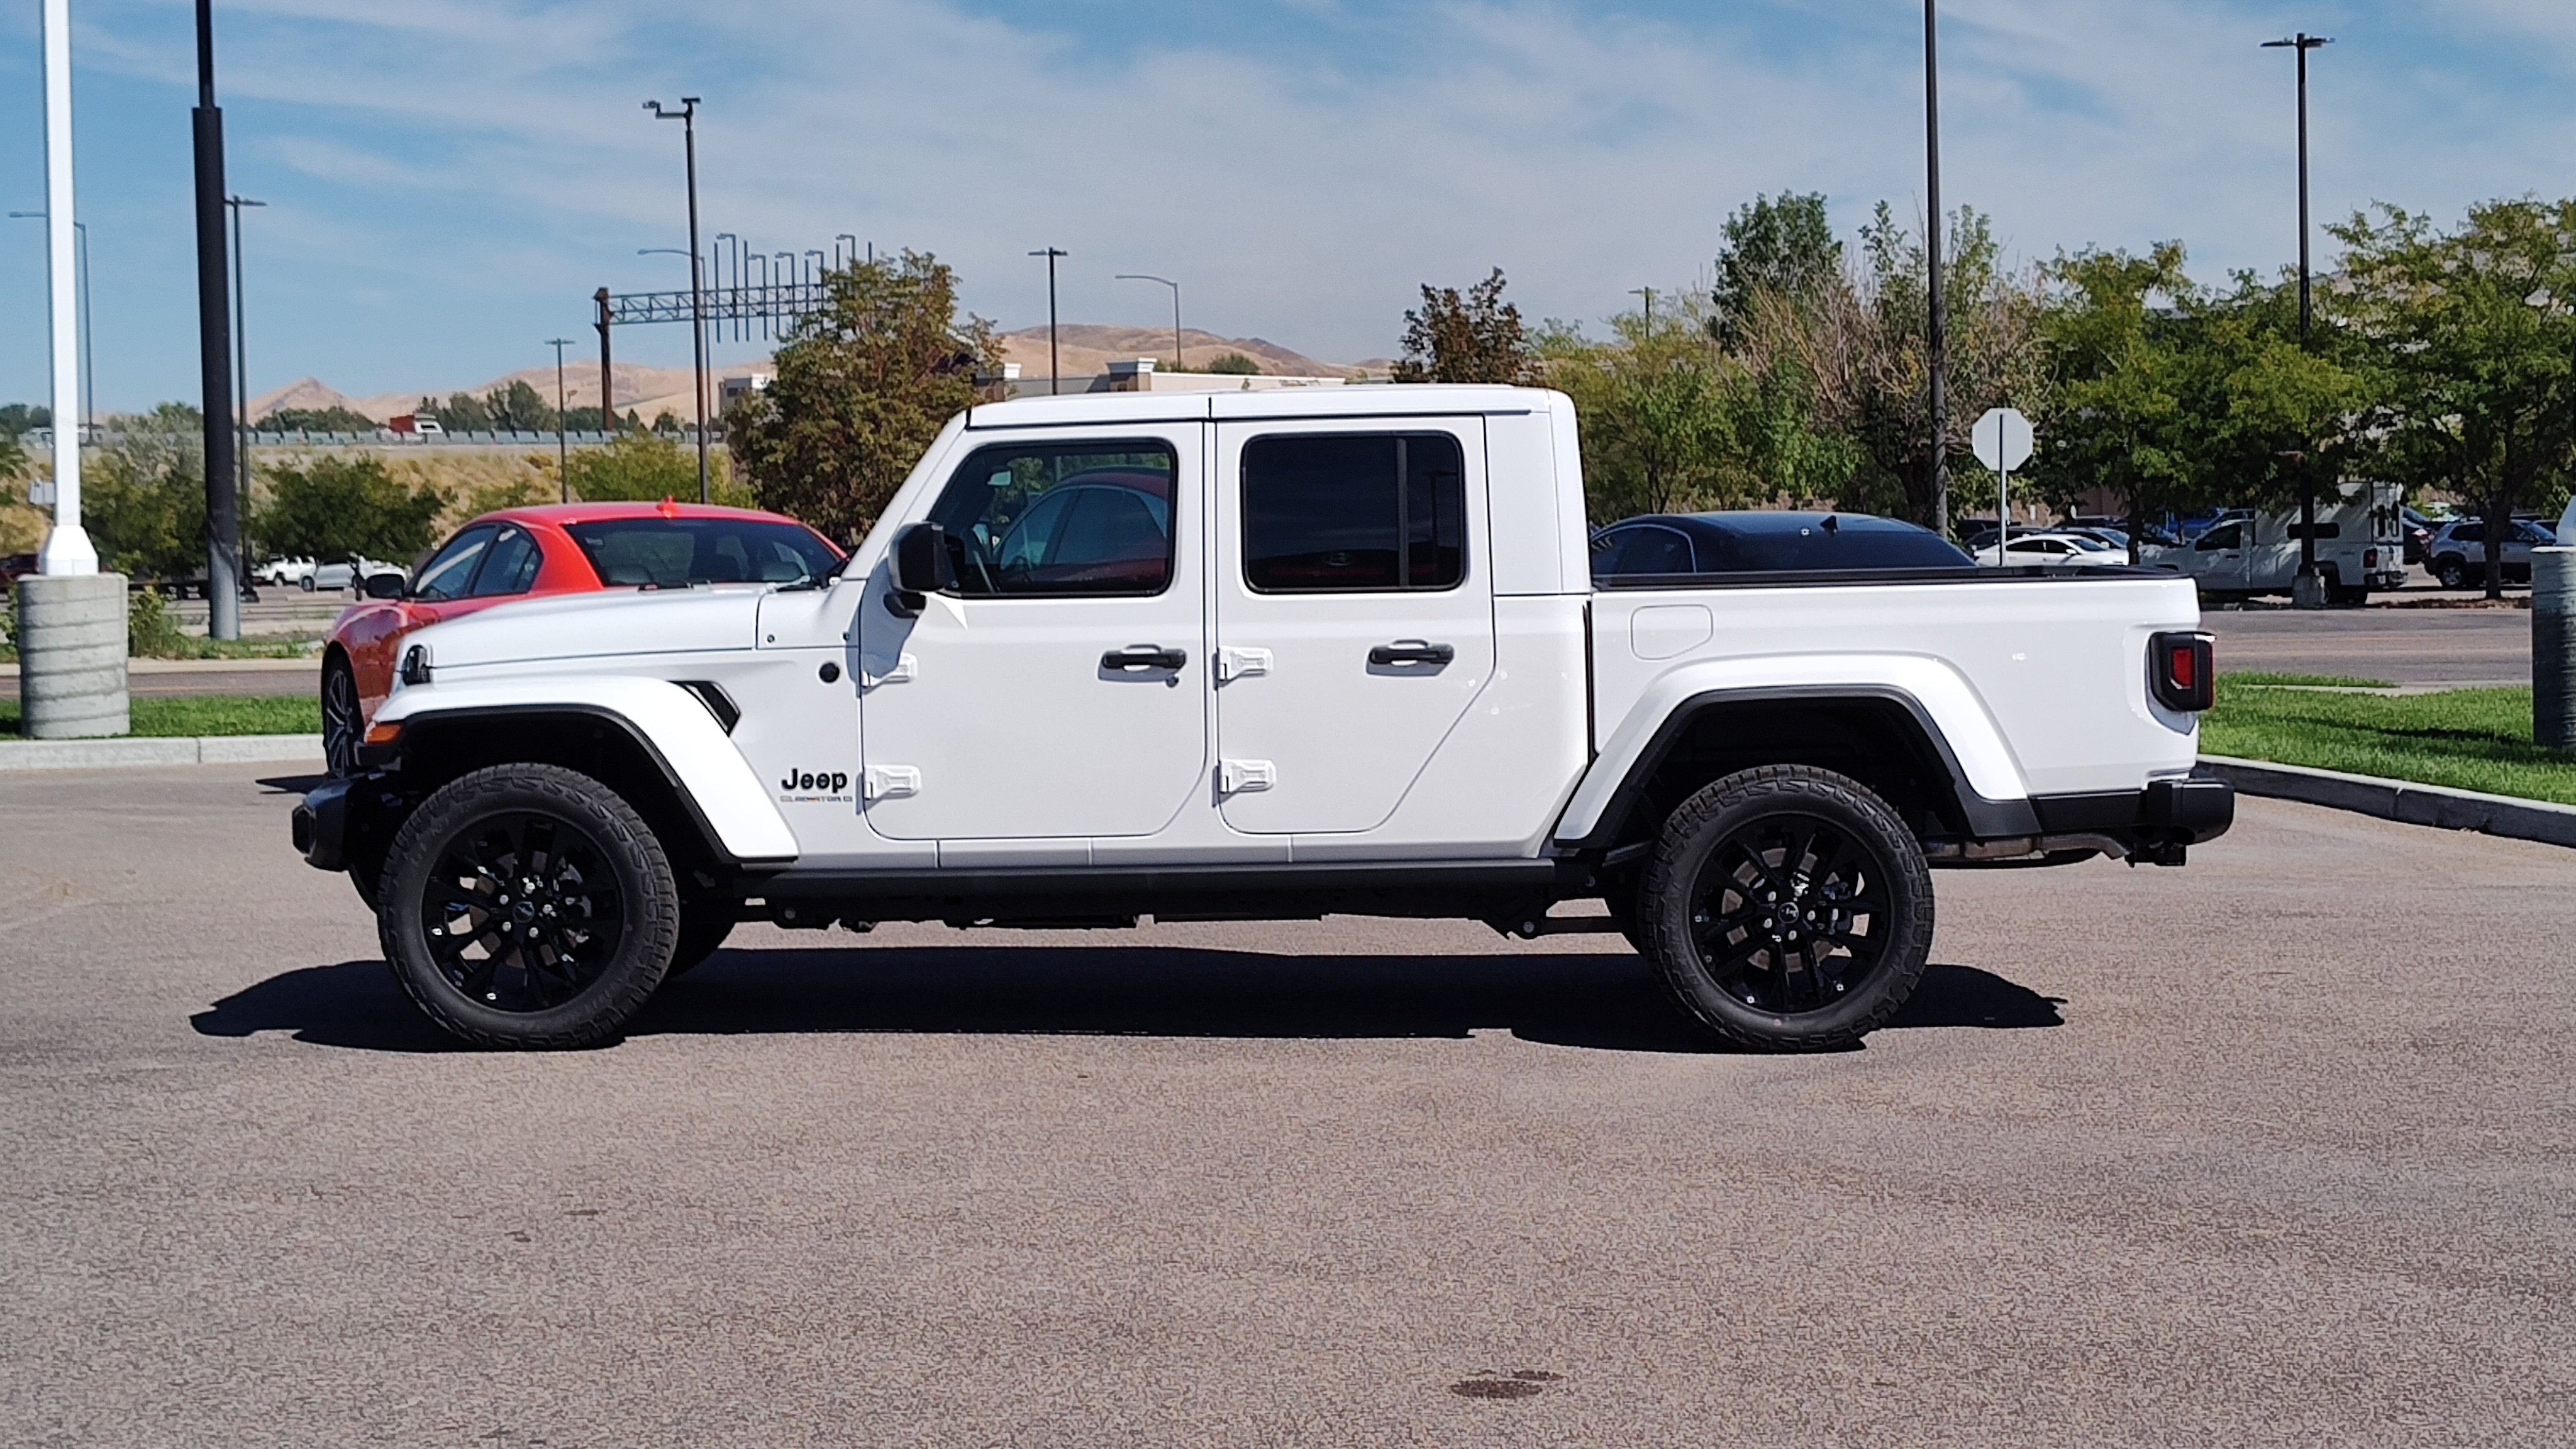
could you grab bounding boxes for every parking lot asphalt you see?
[4,762,2572,1446]
[2205,602,2529,687]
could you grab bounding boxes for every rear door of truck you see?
[1208,415,1496,835]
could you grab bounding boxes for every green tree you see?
[1204,352,1261,375]
[2027,244,2204,558]
[253,455,448,562]
[0,403,50,436]
[1393,268,1539,384]
[2334,198,2576,597]
[486,379,556,432]
[84,404,208,579]
[563,431,752,506]
[1711,192,1843,348]
[431,391,494,432]
[730,250,1000,542]
[1543,300,1743,519]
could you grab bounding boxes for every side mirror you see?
[362,572,406,601]
[891,522,954,596]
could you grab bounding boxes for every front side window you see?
[411,526,497,602]
[469,525,542,597]
[921,441,1177,597]
[1242,433,1465,592]
[2197,525,2243,552]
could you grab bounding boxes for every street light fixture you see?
[1114,274,1183,374]
[547,338,576,497]
[9,212,91,432]
[643,96,710,504]
[1030,247,1068,394]
[2262,31,2333,598]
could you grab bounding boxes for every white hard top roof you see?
[963,382,1555,429]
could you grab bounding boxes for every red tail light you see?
[2150,631,2214,712]
[2365,548,2379,568]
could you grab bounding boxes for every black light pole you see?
[1924,0,1950,539]
[193,0,241,638]
[226,195,263,551]
[1115,274,1182,371]
[1031,247,1067,394]
[8,213,90,431]
[2263,33,2332,593]
[1629,286,1655,329]
[645,97,710,503]
[547,338,575,497]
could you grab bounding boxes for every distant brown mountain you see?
[997,325,1371,379]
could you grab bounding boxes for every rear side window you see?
[565,518,841,588]
[1702,522,1970,571]
[1591,525,1696,576]
[1242,433,1465,592]
[469,525,542,597]
[922,441,1177,597]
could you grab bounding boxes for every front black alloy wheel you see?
[321,657,362,778]
[379,764,677,1048]
[1637,765,1933,1050]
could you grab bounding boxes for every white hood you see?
[406,587,768,670]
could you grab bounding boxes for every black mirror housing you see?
[362,572,406,601]
[891,523,954,595]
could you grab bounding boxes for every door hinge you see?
[860,653,917,689]
[1214,646,1273,683]
[1216,758,1276,794]
[862,765,921,801]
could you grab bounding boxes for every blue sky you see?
[1,1,2572,413]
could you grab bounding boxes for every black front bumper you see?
[291,772,405,875]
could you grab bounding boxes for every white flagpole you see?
[38,0,96,575]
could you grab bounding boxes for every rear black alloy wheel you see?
[321,658,362,779]
[1638,765,1933,1050]
[379,763,677,1049]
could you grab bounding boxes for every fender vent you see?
[675,680,741,733]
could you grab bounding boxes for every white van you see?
[2153,481,2406,603]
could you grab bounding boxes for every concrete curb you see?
[0,734,323,771]
[2199,755,2576,850]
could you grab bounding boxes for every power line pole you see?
[646,97,710,503]
[1629,286,1655,329]
[1030,247,1067,394]
[594,287,615,436]
[1924,0,1950,540]
[194,0,241,637]
[547,338,575,499]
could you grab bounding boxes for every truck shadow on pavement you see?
[191,947,2064,1054]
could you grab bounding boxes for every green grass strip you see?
[2202,682,2576,806]
[2,692,319,739]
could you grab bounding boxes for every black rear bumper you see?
[1928,777,2233,867]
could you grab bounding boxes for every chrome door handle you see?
[1102,644,1187,672]
[1368,639,1454,666]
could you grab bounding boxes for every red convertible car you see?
[323,501,843,774]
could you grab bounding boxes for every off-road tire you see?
[378,763,678,1049]
[1636,765,1934,1051]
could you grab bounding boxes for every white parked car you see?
[303,557,404,592]
[294,384,2233,1052]
[1972,533,2138,568]
[258,556,317,587]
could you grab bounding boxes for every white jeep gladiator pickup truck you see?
[292,385,2231,1051]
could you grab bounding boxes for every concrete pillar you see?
[14,574,128,739]
[2538,549,2576,752]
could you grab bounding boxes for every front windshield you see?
[564,517,842,588]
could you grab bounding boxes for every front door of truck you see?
[2187,521,2250,592]
[855,427,1207,841]
[1209,419,1495,836]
